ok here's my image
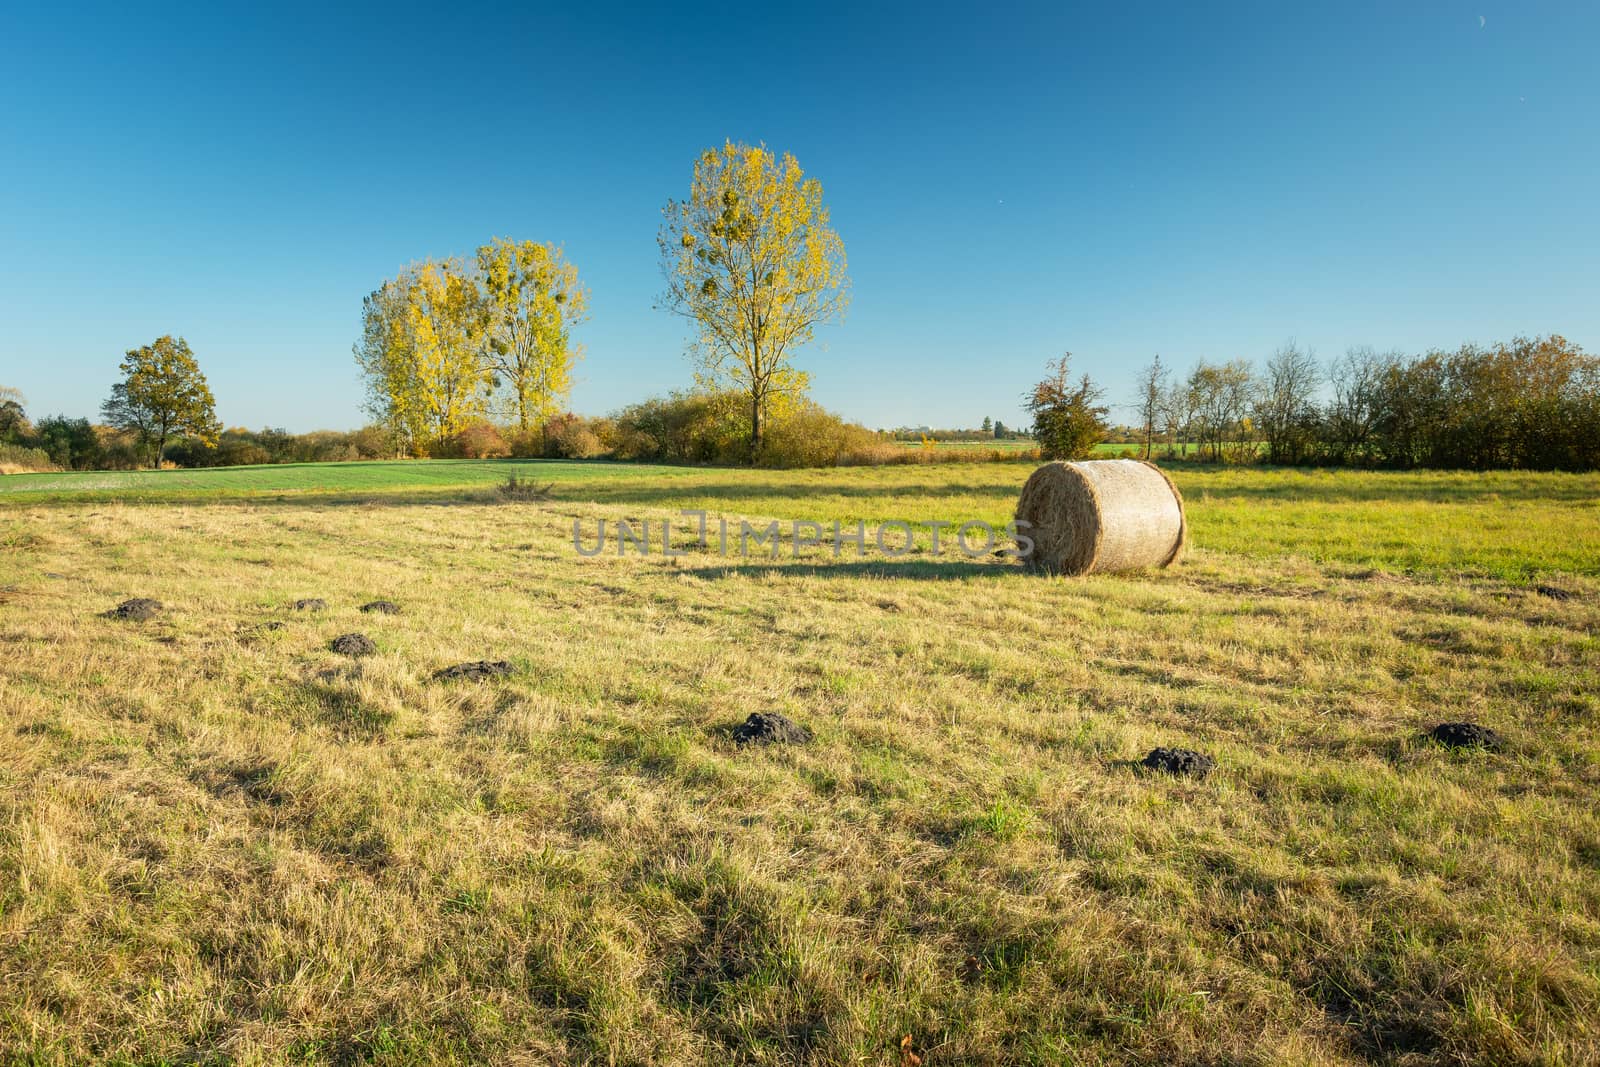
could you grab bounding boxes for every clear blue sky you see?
[2,2,1596,432]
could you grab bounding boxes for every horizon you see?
[3,2,1597,433]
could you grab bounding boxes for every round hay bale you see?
[1014,459,1186,576]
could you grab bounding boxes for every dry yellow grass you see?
[0,464,1597,1064]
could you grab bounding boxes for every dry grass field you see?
[1,461,1597,1065]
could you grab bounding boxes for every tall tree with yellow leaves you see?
[354,274,414,448]
[657,141,848,459]
[354,259,490,455]
[476,238,588,436]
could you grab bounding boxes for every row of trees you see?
[1130,335,1600,470]
[888,420,1028,442]
[355,142,849,464]
[0,383,402,472]
[1,338,226,471]
[10,333,1596,474]
[355,239,589,455]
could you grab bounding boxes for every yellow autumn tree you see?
[354,274,415,449]
[476,238,589,435]
[658,141,848,459]
[354,259,490,455]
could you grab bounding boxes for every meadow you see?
[1,459,1596,1065]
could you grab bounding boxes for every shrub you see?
[347,425,399,459]
[607,390,1037,469]
[503,416,614,460]
[552,422,604,459]
[506,427,543,459]
[0,443,57,474]
[452,421,510,459]
[94,427,144,470]
[166,436,232,468]
[1028,355,1110,461]
[542,414,611,459]
[756,401,883,468]
[30,416,102,470]
[496,475,552,501]
[586,417,619,452]
[611,427,660,462]
[612,391,747,464]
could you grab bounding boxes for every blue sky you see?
[2,2,1596,432]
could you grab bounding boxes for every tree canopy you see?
[0,385,29,443]
[1027,353,1108,461]
[477,238,588,432]
[355,244,588,454]
[101,336,219,465]
[657,141,848,460]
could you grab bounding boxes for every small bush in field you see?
[496,476,552,501]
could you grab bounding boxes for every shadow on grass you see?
[0,488,517,510]
[295,680,394,738]
[682,558,1021,581]
[1175,467,1600,504]
[7,460,1594,511]
[0,478,1033,512]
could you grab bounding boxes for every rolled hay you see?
[1014,459,1186,576]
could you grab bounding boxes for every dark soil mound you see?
[731,712,813,746]
[1429,721,1503,751]
[1141,746,1214,778]
[330,633,377,657]
[361,600,401,615]
[433,660,513,681]
[103,598,162,621]
[293,598,327,611]
[1535,585,1576,602]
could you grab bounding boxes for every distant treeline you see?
[0,417,401,473]
[1131,335,1600,471]
[0,393,996,474]
[5,335,1596,475]
[888,422,1028,442]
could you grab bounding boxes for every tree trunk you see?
[749,391,762,464]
